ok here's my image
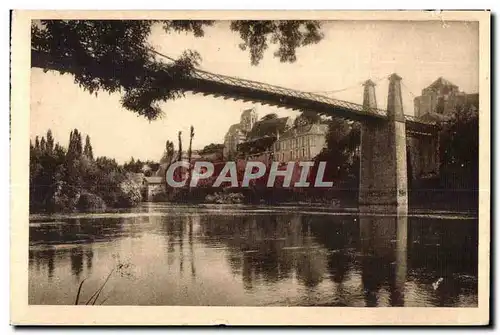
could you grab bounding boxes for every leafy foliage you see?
[123,158,159,175]
[31,20,324,120]
[200,143,224,154]
[438,104,479,189]
[230,20,323,65]
[315,118,360,183]
[30,128,144,212]
[261,113,279,121]
[294,110,322,126]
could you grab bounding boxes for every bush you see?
[76,191,106,211]
[205,191,245,204]
[116,178,143,207]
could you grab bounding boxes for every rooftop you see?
[247,116,291,140]
[427,77,459,90]
[278,123,328,140]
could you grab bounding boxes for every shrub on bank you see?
[76,191,107,212]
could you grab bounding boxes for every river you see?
[29,203,478,307]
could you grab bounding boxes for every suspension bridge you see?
[31,48,441,210]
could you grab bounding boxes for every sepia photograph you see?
[10,10,490,325]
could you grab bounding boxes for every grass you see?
[74,268,117,305]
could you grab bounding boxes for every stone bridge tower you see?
[359,74,408,211]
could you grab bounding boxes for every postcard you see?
[10,10,490,325]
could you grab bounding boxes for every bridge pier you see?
[359,74,408,211]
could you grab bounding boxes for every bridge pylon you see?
[359,74,408,212]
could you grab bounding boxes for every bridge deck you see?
[31,49,437,136]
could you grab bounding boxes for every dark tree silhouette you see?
[187,125,195,187]
[83,135,94,160]
[177,131,183,162]
[261,113,279,121]
[46,129,54,153]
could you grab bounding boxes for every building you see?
[223,108,258,159]
[143,176,165,201]
[273,117,328,162]
[414,77,479,121]
[240,107,258,133]
[407,77,479,180]
[238,116,293,162]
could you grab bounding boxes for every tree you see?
[188,126,195,162]
[40,137,46,152]
[46,129,54,153]
[315,118,360,183]
[200,143,224,154]
[261,113,278,121]
[31,20,324,120]
[83,135,94,160]
[76,131,83,156]
[30,128,145,212]
[438,103,478,190]
[187,125,195,187]
[177,131,183,162]
[163,140,175,165]
[67,129,83,161]
[294,110,322,126]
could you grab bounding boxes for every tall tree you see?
[177,131,183,162]
[83,135,94,160]
[35,136,40,150]
[31,20,324,120]
[76,131,83,156]
[40,137,46,152]
[67,130,74,155]
[163,140,175,166]
[67,129,84,162]
[187,125,195,187]
[46,129,54,153]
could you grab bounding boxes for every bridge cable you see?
[307,75,387,96]
[401,81,419,99]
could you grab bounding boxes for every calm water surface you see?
[29,203,478,307]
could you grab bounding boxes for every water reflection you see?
[29,205,478,306]
[359,209,407,306]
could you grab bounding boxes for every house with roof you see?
[273,115,328,162]
[237,115,293,162]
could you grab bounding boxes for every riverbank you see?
[30,202,479,220]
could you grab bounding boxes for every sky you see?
[30,20,479,163]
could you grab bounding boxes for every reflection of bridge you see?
[32,49,441,210]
